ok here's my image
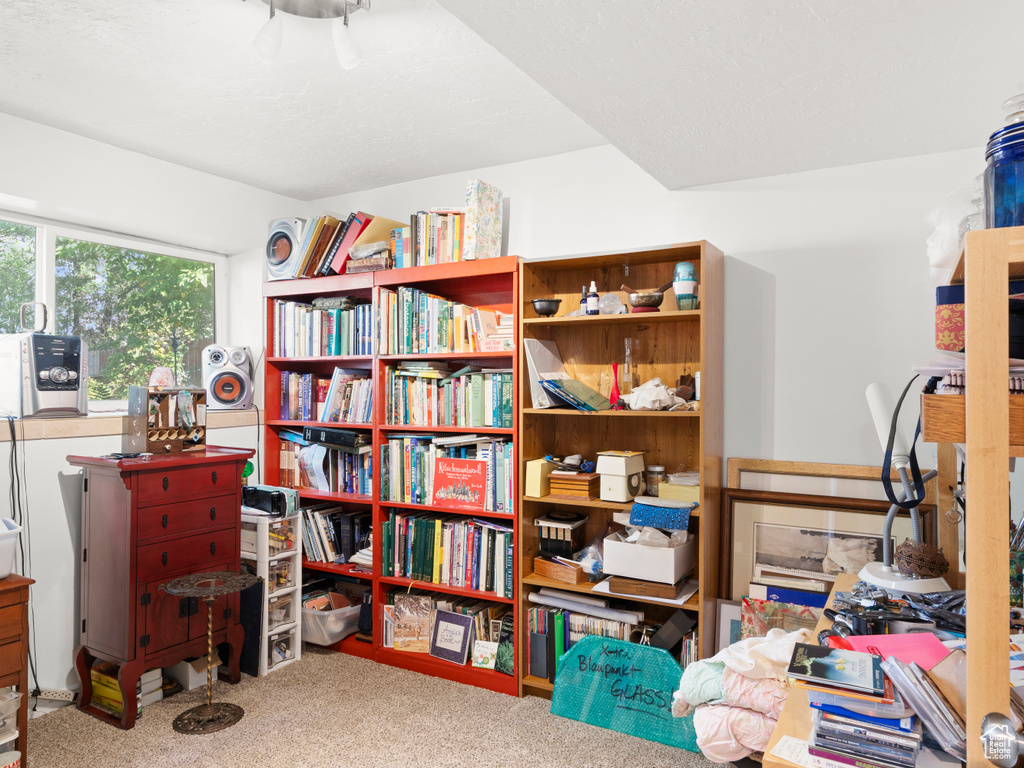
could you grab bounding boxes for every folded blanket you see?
[694,704,777,763]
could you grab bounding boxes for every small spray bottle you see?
[586,281,599,315]
[579,285,588,315]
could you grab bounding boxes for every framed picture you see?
[720,488,936,601]
[716,599,742,653]
[429,609,475,665]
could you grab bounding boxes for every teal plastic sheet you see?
[550,636,698,752]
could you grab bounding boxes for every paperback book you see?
[788,643,886,695]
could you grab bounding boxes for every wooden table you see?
[762,573,857,768]
[0,575,34,766]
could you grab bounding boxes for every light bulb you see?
[253,12,284,63]
[332,17,362,70]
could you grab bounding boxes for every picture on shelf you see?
[392,594,432,653]
[752,522,885,582]
[429,610,475,665]
[715,600,742,653]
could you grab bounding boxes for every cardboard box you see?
[657,483,700,503]
[168,653,221,691]
[603,530,695,585]
[525,459,555,498]
[140,688,163,707]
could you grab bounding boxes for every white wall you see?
[0,113,305,691]
[314,144,984,466]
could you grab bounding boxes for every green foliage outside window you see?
[0,221,37,334]
[55,238,216,401]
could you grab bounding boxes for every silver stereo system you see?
[202,345,255,410]
[266,217,307,281]
[0,333,88,418]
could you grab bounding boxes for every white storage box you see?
[268,628,297,670]
[302,604,360,646]
[595,452,646,503]
[167,653,220,690]
[0,521,21,579]
[603,530,695,585]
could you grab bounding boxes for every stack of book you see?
[271,298,374,357]
[278,428,372,494]
[375,285,513,355]
[547,471,600,500]
[89,660,148,718]
[302,503,372,566]
[279,368,371,423]
[385,364,513,428]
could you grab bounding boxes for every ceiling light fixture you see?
[249,0,370,69]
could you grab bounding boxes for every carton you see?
[603,530,695,585]
[167,653,221,690]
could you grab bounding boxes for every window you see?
[0,214,224,406]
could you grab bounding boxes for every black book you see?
[302,425,368,448]
[529,631,548,680]
[336,511,356,563]
[494,613,515,677]
[357,587,373,634]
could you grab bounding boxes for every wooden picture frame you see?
[720,488,936,601]
[716,600,742,653]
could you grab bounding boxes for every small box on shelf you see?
[603,530,695,585]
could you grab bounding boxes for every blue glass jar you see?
[985,120,1024,229]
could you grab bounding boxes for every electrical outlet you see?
[37,690,77,703]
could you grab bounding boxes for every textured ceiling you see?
[0,0,604,200]
[439,0,1024,189]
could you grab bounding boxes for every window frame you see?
[0,208,227,409]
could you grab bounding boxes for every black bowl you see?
[532,298,562,317]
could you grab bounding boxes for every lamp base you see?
[858,561,951,595]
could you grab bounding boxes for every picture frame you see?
[429,609,475,665]
[720,488,936,601]
[716,599,742,653]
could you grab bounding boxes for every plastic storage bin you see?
[302,604,361,646]
[0,690,19,742]
[241,517,297,557]
[267,593,295,632]
[0,522,20,580]
[267,628,296,670]
[268,559,295,594]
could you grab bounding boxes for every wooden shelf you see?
[329,633,376,659]
[379,423,514,435]
[522,495,699,516]
[921,393,1024,454]
[302,559,373,580]
[266,355,373,365]
[523,309,700,326]
[378,352,513,361]
[521,674,553,692]
[379,576,515,604]
[380,500,514,520]
[263,271,374,297]
[268,420,373,430]
[522,573,700,611]
[374,255,518,286]
[295,489,373,504]
[376,646,518,696]
[522,408,699,418]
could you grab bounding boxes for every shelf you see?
[921,393,1024,454]
[376,646,517,695]
[296,489,372,504]
[522,572,701,611]
[301,559,374,580]
[266,356,373,365]
[522,408,699,418]
[264,272,374,298]
[521,675,553,692]
[268,585,298,598]
[269,548,301,561]
[269,419,373,430]
[379,576,515,603]
[328,633,376,659]
[380,500,514,520]
[522,495,699,517]
[523,309,700,326]
[378,351,513,361]
[379,423,514,435]
[374,255,518,286]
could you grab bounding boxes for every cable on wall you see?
[6,417,39,699]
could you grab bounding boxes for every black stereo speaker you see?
[202,345,255,410]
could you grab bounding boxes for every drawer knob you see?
[211,470,218,485]
[162,476,169,492]
[161,552,168,566]
[210,542,216,555]
[210,507,216,521]
[161,514,168,529]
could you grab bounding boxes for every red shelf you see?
[264,272,374,297]
[378,576,515,604]
[378,423,513,435]
[375,647,517,695]
[373,256,518,286]
[269,420,373,430]
[379,500,514,521]
[328,633,376,659]
[296,489,373,504]
[378,352,513,361]
[266,355,373,365]
[302,559,373,580]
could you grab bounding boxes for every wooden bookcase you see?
[516,242,723,697]
[262,256,520,695]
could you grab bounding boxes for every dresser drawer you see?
[190,463,234,496]
[0,639,23,676]
[137,538,195,581]
[137,496,236,542]
[0,605,20,644]
[137,470,191,504]
[189,528,237,570]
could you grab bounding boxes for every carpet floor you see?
[28,646,718,768]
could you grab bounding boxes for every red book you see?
[431,458,486,512]
[326,211,373,275]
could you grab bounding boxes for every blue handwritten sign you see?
[550,636,697,751]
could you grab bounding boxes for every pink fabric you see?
[721,667,788,719]
[693,703,777,763]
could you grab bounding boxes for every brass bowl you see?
[627,291,663,308]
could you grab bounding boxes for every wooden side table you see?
[0,575,34,767]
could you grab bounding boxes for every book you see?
[788,643,886,695]
[326,210,372,275]
[392,593,432,653]
[431,457,486,511]
[494,612,515,676]
[540,378,611,412]
[463,179,503,260]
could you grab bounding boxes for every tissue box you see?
[603,530,694,584]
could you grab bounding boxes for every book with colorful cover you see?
[431,457,486,511]
[788,643,886,694]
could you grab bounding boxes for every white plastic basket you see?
[0,520,22,579]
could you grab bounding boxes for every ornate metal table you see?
[161,571,258,734]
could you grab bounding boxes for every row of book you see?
[278,370,372,424]
[382,510,514,596]
[379,434,514,514]
[301,504,372,565]
[272,299,374,358]
[527,605,636,683]
[375,285,514,356]
[384,364,513,428]
[278,440,373,495]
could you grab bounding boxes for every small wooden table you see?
[762,573,857,768]
[0,575,34,767]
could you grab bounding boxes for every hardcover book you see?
[788,643,886,694]
[431,457,486,511]
[392,593,432,653]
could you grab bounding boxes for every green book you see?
[470,373,485,427]
[553,611,566,675]
[500,373,513,428]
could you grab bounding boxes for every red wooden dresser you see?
[67,447,253,728]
